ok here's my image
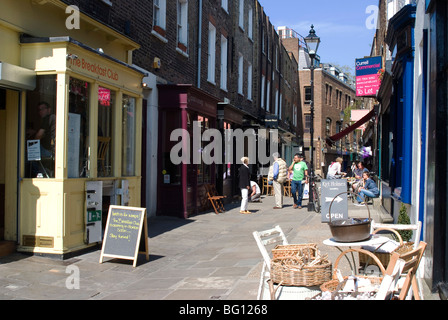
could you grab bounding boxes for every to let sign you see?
[320,179,348,223]
[355,56,382,97]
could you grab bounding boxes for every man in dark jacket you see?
[239,157,251,214]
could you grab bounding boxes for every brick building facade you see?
[60,0,301,217]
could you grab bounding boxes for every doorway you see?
[0,88,6,240]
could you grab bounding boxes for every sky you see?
[258,0,378,76]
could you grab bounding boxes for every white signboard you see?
[27,140,41,161]
[320,179,348,223]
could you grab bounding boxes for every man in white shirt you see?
[250,181,261,202]
[327,157,346,179]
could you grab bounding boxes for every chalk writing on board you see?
[108,211,140,241]
[100,205,149,267]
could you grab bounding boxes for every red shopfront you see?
[157,84,219,218]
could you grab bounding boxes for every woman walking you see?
[239,157,251,214]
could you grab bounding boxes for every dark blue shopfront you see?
[380,4,416,208]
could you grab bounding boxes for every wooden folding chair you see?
[261,176,273,196]
[375,252,406,300]
[205,184,226,214]
[395,241,427,300]
[283,179,291,197]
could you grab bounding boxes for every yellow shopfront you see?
[17,38,144,257]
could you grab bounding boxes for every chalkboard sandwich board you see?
[99,205,149,267]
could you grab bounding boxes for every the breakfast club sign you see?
[67,53,119,82]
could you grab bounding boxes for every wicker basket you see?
[272,243,318,259]
[270,246,332,287]
[358,227,415,269]
[319,248,386,294]
[320,275,383,292]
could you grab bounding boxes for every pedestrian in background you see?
[355,171,379,205]
[269,152,287,209]
[327,157,346,179]
[238,157,251,214]
[289,154,308,209]
[249,180,261,202]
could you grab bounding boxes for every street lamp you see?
[304,25,320,212]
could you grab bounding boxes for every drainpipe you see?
[197,0,202,88]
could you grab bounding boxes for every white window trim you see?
[247,63,252,100]
[239,0,244,31]
[177,0,188,49]
[266,80,271,111]
[220,35,228,91]
[207,22,216,84]
[101,0,113,6]
[153,0,167,30]
[248,7,253,40]
[261,75,265,109]
[221,0,228,12]
[238,54,244,95]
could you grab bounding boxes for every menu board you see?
[99,205,149,267]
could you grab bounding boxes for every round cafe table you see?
[323,235,391,274]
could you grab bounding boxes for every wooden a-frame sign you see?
[99,205,149,267]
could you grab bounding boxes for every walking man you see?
[289,154,308,209]
[269,152,287,209]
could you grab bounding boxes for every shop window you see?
[25,75,57,178]
[122,95,136,176]
[68,77,90,178]
[98,86,114,177]
[197,115,212,184]
[304,86,311,104]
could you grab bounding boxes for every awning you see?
[326,108,376,146]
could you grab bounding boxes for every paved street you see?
[0,191,437,300]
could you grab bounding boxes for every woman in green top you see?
[288,154,308,209]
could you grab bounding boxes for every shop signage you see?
[67,54,119,82]
[264,115,278,129]
[355,56,382,97]
[320,179,348,223]
[99,205,149,267]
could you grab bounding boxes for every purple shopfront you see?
[157,84,219,218]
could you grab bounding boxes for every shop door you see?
[186,111,197,216]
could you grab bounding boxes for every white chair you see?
[252,225,320,300]
[370,220,422,249]
[253,225,288,300]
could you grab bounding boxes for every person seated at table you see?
[352,161,369,192]
[355,172,379,205]
[327,157,346,179]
